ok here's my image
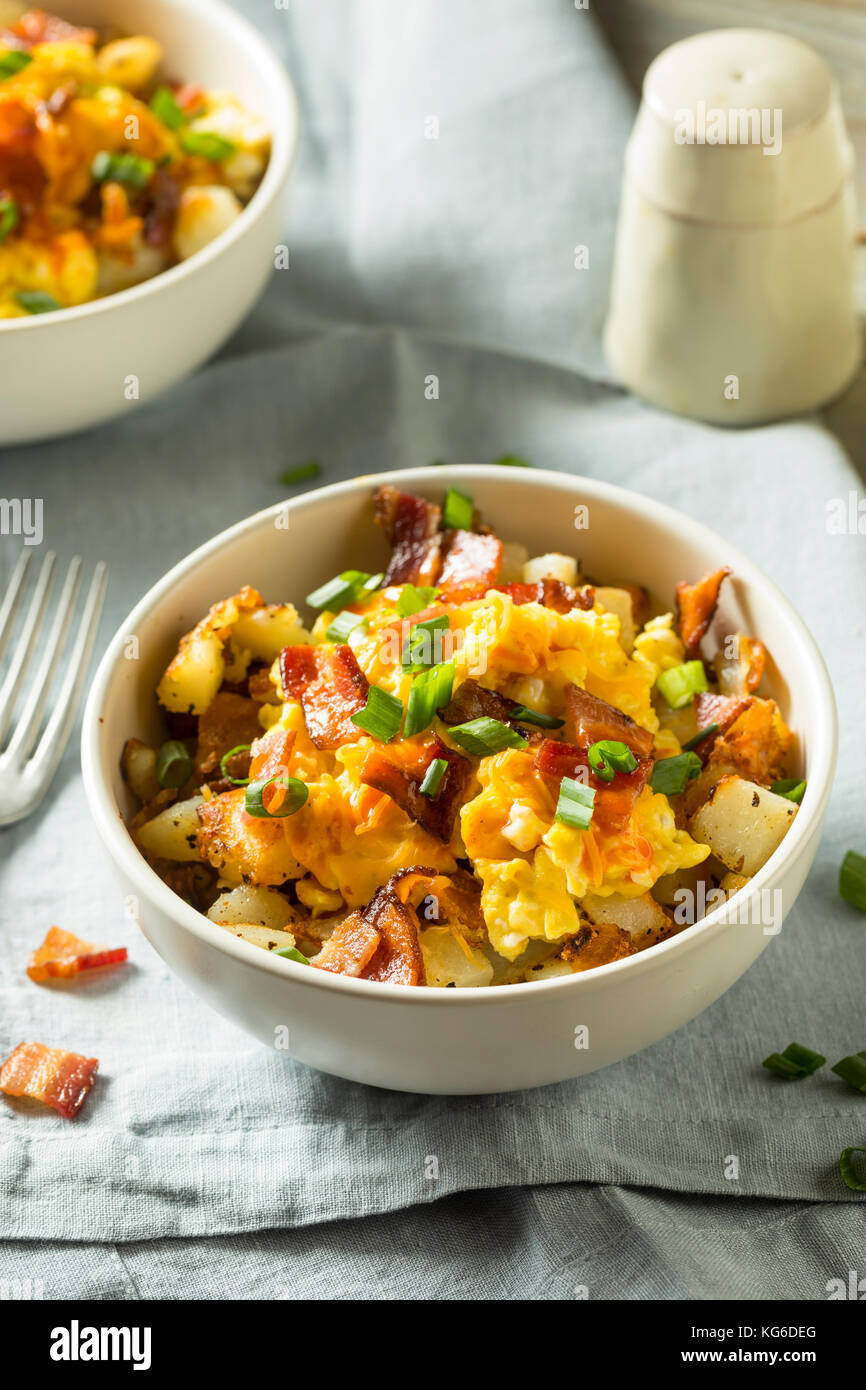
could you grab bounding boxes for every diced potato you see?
[523,957,576,981]
[295,877,344,917]
[581,890,670,938]
[173,185,244,262]
[688,776,797,876]
[523,552,578,586]
[212,921,299,954]
[197,787,305,885]
[594,587,636,653]
[207,885,298,930]
[137,796,203,863]
[186,94,270,155]
[651,862,707,910]
[230,604,310,664]
[156,587,262,715]
[121,738,161,804]
[95,36,162,90]
[498,542,530,584]
[97,241,167,296]
[419,928,494,987]
[720,870,751,897]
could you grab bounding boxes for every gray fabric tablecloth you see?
[1,0,864,1298]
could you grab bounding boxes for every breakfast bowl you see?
[0,0,298,445]
[81,467,837,1095]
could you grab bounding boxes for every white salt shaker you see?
[604,29,861,425]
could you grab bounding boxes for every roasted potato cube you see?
[594,587,636,654]
[207,885,299,931]
[121,738,161,804]
[137,796,204,863]
[688,776,797,876]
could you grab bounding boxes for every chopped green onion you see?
[401,615,450,671]
[245,775,308,818]
[279,461,321,485]
[14,290,60,315]
[149,86,186,129]
[420,757,448,798]
[650,752,702,796]
[156,739,193,789]
[306,569,376,611]
[219,743,252,786]
[493,455,533,468]
[350,685,404,742]
[555,776,596,830]
[509,705,563,729]
[91,150,155,190]
[404,661,454,738]
[274,946,310,964]
[681,723,719,751]
[180,130,237,161]
[831,1052,866,1093]
[840,850,866,913]
[778,779,807,803]
[326,610,368,643]
[588,739,638,782]
[447,717,528,756]
[442,487,474,530]
[839,1147,866,1192]
[0,50,32,79]
[395,583,440,617]
[0,196,18,243]
[656,660,709,710]
[762,1043,826,1079]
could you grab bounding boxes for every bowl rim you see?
[81,465,838,1008]
[0,0,299,334]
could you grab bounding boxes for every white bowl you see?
[81,468,837,1095]
[0,0,298,445]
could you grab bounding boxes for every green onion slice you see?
[350,685,404,742]
[420,757,448,798]
[91,150,155,189]
[180,130,237,161]
[448,717,528,756]
[219,743,252,786]
[830,1052,866,1093]
[555,776,596,830]
[245,774,308,818]
[509,705,563,729]
[442,487,474,530]
[306,569,380,611]
[279,461,321,485]
[14,289,60,315]
[588,739,638,782]
[326,610,368,643]
[650,752,702,796]
[156,739,194,789]
[493,455,532,468]
[770,778,806,804]
[681,723,719,751]
[0,196,18,243]
[403,661,454,738]
[840,850,866,913]
[839,1147,866,1192]
[274,946,310,964]
[0,50,32,79]
[762,1043,826,1079]
[149,86,186,129]
[401,615,450,671]
[395,583,440,617]
[656,660,709,710]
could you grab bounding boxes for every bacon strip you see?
[374,485,442,586]
[534,739,652,832]
[279,644,369,750]
[676,567,731,659]
[692,692,754,761]
[313,875,426,985]
[498,579,595,613]
[440,677,521,727]
[194,691,262,779]
[393,866,487,946]
[360,738,471,841]
[27,928,127,983]
[0,1042,98,1119]
[565,684,654,760]
[438,529,502,599]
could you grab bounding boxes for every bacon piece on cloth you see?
[0,1042,98,1119]
[313,874,427,984]
[279,644,369,750]
[27,928,127,983]
[565,684,654,760]
[498,579,595,612]
[534,739,652,833]
[437,529,502,600]
[675,567,731,659]
[692,692,754,761]
[360,738,470,841]
[374,485,442,586]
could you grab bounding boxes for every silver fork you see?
[0,552,108,827]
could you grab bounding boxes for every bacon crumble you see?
[360,738,471,841]
[675,567,731,659]
[279,644,369,750]
[27,927,127,983]
[313,873,427,985]
[0,1041,98,1119]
